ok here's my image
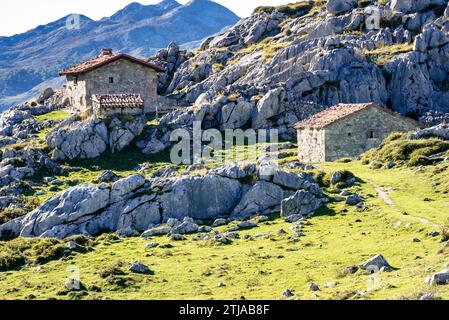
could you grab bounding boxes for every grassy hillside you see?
[1,155,448,300]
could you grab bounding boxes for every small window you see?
[73,75,78,85]
[368,131,376,139]
[348,132,352,137]
[109,77,114,84]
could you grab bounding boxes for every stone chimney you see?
[100,48,113,57]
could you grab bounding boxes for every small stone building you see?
[59,48,164,115]
[294,103,419,163]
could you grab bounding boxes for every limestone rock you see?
[232,181,286,218]
[129,262,152,274]
[326,0,357,15]
[426,269,449,285]
[360,254,392,272]
[281,190,323,217]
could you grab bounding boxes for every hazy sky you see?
[0,0,294,36]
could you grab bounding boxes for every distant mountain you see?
[0,0,239,110]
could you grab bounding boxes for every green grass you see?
[33,110,71,123]
[364,43,414,66]
[1,159,449,300]
[254,1,314,16]
[362,132,449,167]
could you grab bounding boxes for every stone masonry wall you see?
[86,59,159,113]
[65,75,88,113]
[324,107,418,161]
[297,128,326,163]
[92,102,144,118]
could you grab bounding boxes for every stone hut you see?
[59,48,164,115]
[294,103,419,163]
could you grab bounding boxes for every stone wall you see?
[297,128,325,163]
[65,75,88,113]
[92,102,144,118]
[324,107,418,161]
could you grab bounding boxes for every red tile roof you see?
[59,51,164,75]
[294,103,419,129]
[92,94,144,108]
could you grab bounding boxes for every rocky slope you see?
[154,0,449,138]
[0,0,239,110]
[0,163,326,240]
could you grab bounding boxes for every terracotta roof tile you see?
[59,51,164,75]
[92,94,144,108]
[294,103,418,129]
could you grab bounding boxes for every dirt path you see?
[374,185,439,228]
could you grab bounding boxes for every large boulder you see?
[426,269,449,285]
[252,88,287,129]
[326,0,357,15]
[47,115,146,160]
[110,174,146,203]
[37,88,54,104]
[232,181,286,218]
[47,117,109,161]
[159,175,243,220]
[391,0,447,14]
[411,123,449,140]
[20,185,111,238]
[109,117,146,153]
[281,190,323,217]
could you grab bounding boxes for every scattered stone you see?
[425,269,449,285]
[284,214,303,223]
[344,266,359,275]
[237,221,258,229]
[141,227,172,239]
[129,262,152,274]
[360,254,392,273]
[278,229,287,235]
[242,234,251,240]
[346,194,362,206]
[212,218,228,227]
[97,170,119,183]
[218,282,226,288]
[198,226,212,233]
[293,230,304,237]
[146,242,159,248]
[310,283,320,292]
[65,241,78,250]
[412,238,421,243]
[428,231,440,237]
[170,234,187,241]
[283,289,294,298]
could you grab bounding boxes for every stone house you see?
[294,103,419,163]
[59,48,164,115]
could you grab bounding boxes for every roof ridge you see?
[294,103,418,129]
[59,51,164,75]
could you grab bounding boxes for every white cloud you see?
[0,0,294,36]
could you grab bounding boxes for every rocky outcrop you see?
[47,115,146,160]
[411,123,449,140]
[155,0,449,133]
[149,42,194,95]
[0,163,326,240]
[326,0,357,16]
